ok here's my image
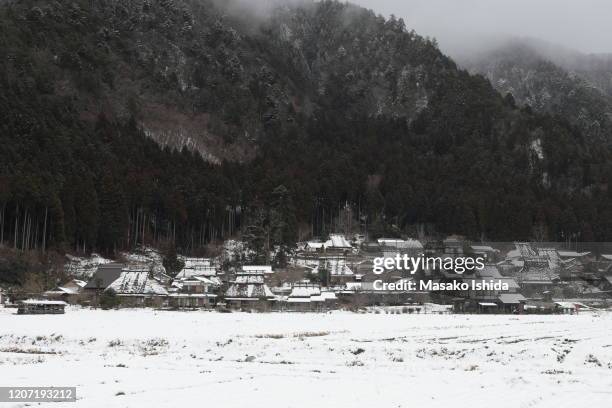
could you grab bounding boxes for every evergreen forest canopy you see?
[1,0,612,261]
[460,39,612,146]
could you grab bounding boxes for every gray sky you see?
[348,0,612,55]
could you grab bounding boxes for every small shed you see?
[554,301,589,314]
[477,302,498,314]
[497,293,527,313]
[18,299,67,315]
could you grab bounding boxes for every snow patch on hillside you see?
[64,254,112,279]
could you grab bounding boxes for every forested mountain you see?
[2,0,612,267]
[519,40,612,99]
[460,39,612,144]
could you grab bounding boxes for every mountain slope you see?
[460,39,612,144]
[2,0,612,260]
[1,0,454,162]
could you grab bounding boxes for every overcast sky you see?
[348,0,612,55]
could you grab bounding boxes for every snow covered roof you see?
[223,267,272,295]
[46,287,79,295]
[554,301,588,309]
[509,259,524,267]
[225,282,274,299]
[107,271,168,296]
[21,299,67,305]
[327,234,352,249]
[320,291,337,300]
[505,249,521,259]
[69,279,87,288]
[207,276,223,286]
[309,295,325,302]
[498,293,526,304]
[601,254,612,261]
[313,258,353,276]
[305,235,353,252]
[519,267,559,284]
[182,276,216,285]
[345,282,362,291]
[289,282,321,298]
[514,242,537,257]
[557,251,591,258]
[378,238,403,246]
[168,293,217,298]
[471,245,498,253]
[123,263,150,273]
[378,238,424,250]
[235,274,264,284]
[175,265,218,280]
[242,265,273,274]
[180,256,212,267]
[443,235,463,245]
[306,241,326,249]
[537,248,561,264]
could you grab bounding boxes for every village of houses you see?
[3,234,612,315]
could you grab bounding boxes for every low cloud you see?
[210,0,312,20]
[348,0,612,56]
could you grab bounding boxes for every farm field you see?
[1,307,611,408]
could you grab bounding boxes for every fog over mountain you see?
[350,0,612,57]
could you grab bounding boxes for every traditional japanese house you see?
[171,257,222,308]
[497,293,527,313]
[105,265,169,307]
[169,276,218,308]
[554,301,589,314]
[434,264,522,313]
[44,279,87,303]
[311,257,355,285]
[175,257,222,284]
[304,234,354,255]
[378,238,424,258]
[517,263,560,296]
[224,265,275,310]
[283,281,323,312]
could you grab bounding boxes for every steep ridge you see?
[1,0,612,257]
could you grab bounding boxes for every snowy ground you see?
[1,307,612,408]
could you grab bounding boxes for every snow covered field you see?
[1,308,612,408]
